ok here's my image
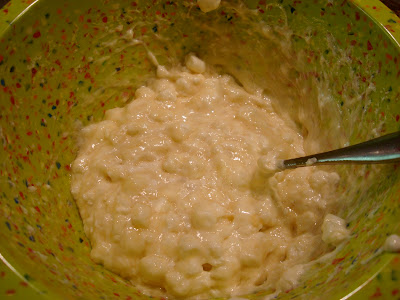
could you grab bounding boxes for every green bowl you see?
[1,0,400,299]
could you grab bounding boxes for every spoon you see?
[280,131,400,170]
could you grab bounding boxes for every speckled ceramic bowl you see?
[1,0,400,299]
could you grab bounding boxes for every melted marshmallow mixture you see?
[71,56,349,299]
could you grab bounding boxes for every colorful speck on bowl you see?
[0,0,400,299]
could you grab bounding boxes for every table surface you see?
[0,0,399,299]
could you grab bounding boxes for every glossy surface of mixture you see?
[71,57,348,298]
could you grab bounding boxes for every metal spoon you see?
[280,131,400,170]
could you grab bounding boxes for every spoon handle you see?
[282,131,400,169]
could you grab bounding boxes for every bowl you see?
[0,0,400,299]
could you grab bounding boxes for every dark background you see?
[0,0,399,14]
[0,0,8,7]
[383,0,400,15]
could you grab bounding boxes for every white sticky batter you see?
[71,56,346,299]
[197,0,221,13]
[383,234,400,252]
